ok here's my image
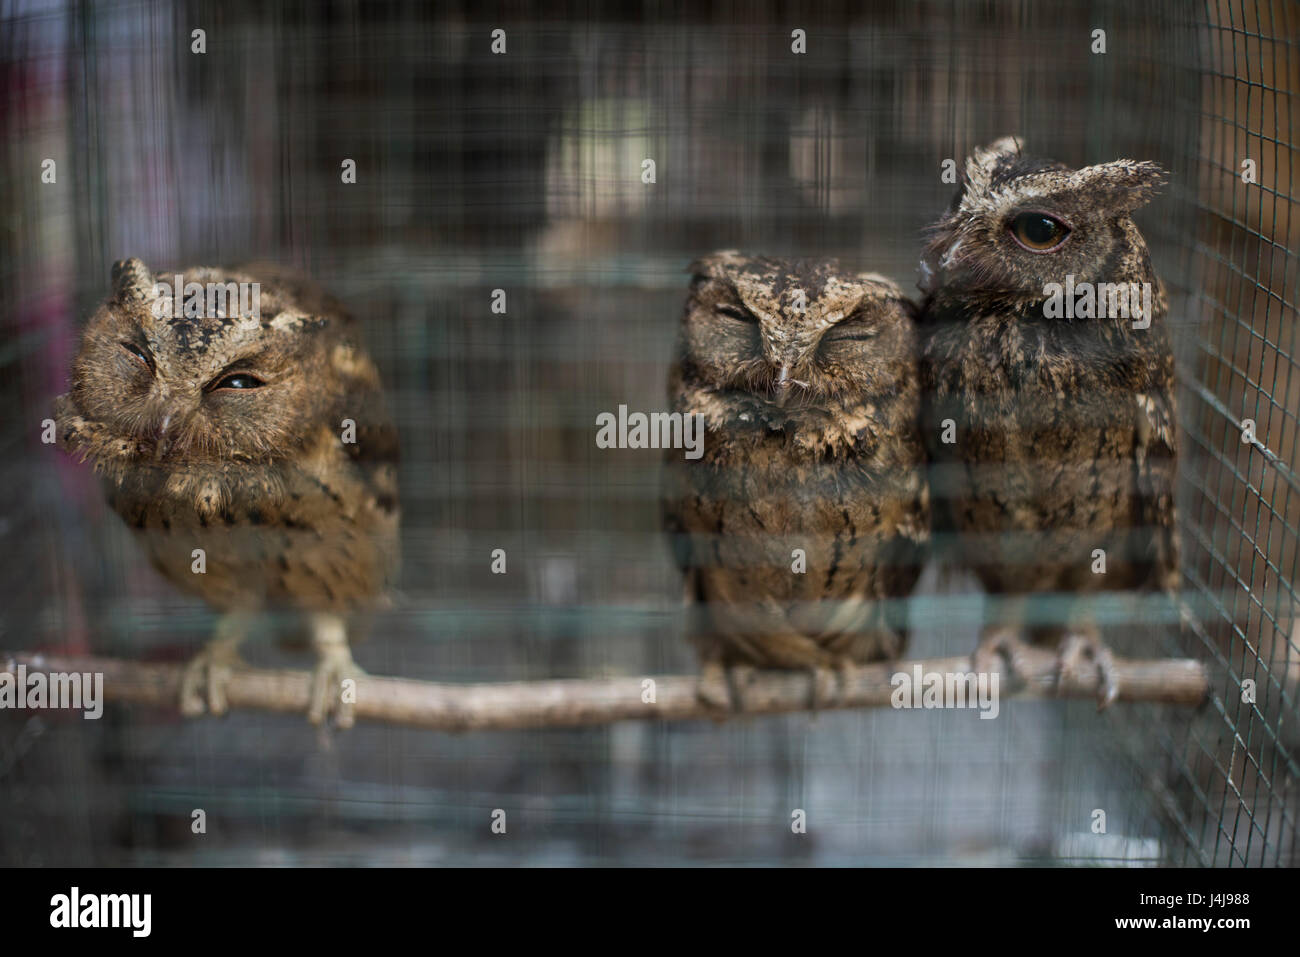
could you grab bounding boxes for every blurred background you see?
[0,0,1296,865]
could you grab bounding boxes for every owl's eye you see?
[120,340,154,373]
[211,373,265,391]
[1009,212,1070,252]
[716,304,756,323]
[824,320,878,343]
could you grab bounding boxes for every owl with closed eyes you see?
[919,137,1179,706]
[663,252,929,708]
[55,258,399,728]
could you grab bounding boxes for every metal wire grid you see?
[0,0,1294,865]
[1133,0,1300,867]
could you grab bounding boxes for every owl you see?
[663,251,929,709]
[919,137,1178,706]
[54,258,400,728]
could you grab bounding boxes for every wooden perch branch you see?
[1,649,1208,731]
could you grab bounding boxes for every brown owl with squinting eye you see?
[919,137,1179,706]
[54,258,400,728]
[663,252,929,709]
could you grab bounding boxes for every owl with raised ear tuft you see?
[663,251,929,709]
[54,257,400,728]
[919,137,1179,706]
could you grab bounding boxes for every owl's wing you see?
[273,369,401,611]
[339,376,401,516]
[661,448,702,605]
[1134,386,1180,594]
[876,449,931,649]
[663,358,707,605]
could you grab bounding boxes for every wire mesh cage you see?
[0,0,1295,867]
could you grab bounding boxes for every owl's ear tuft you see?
[688,249,747,280]
[963,136,1023,196]
[1077,159,1168,214]
[111,258,155,303]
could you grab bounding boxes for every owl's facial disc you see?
[111,319,297,463]
[684,256,908,422]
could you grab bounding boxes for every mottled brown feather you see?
[664,253,929,669]
[919,139,1179,636]
[56,259,399,619]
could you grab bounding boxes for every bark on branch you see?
[1,649,1208,731]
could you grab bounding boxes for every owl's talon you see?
[308,614,363,728]
[696,661,755,713]
[696,662,731,711]
[809,660,856,710]
[307,648,365,728]
[1057,631,1119,710]
[179,685,205,718]
[972,628,1031,690]
[207,663,233,716]
[178,634,246,718]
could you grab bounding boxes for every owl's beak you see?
[771,364,810,408]
[153,413,173,461]
[773,364,792,407]
[917,255,938,295]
